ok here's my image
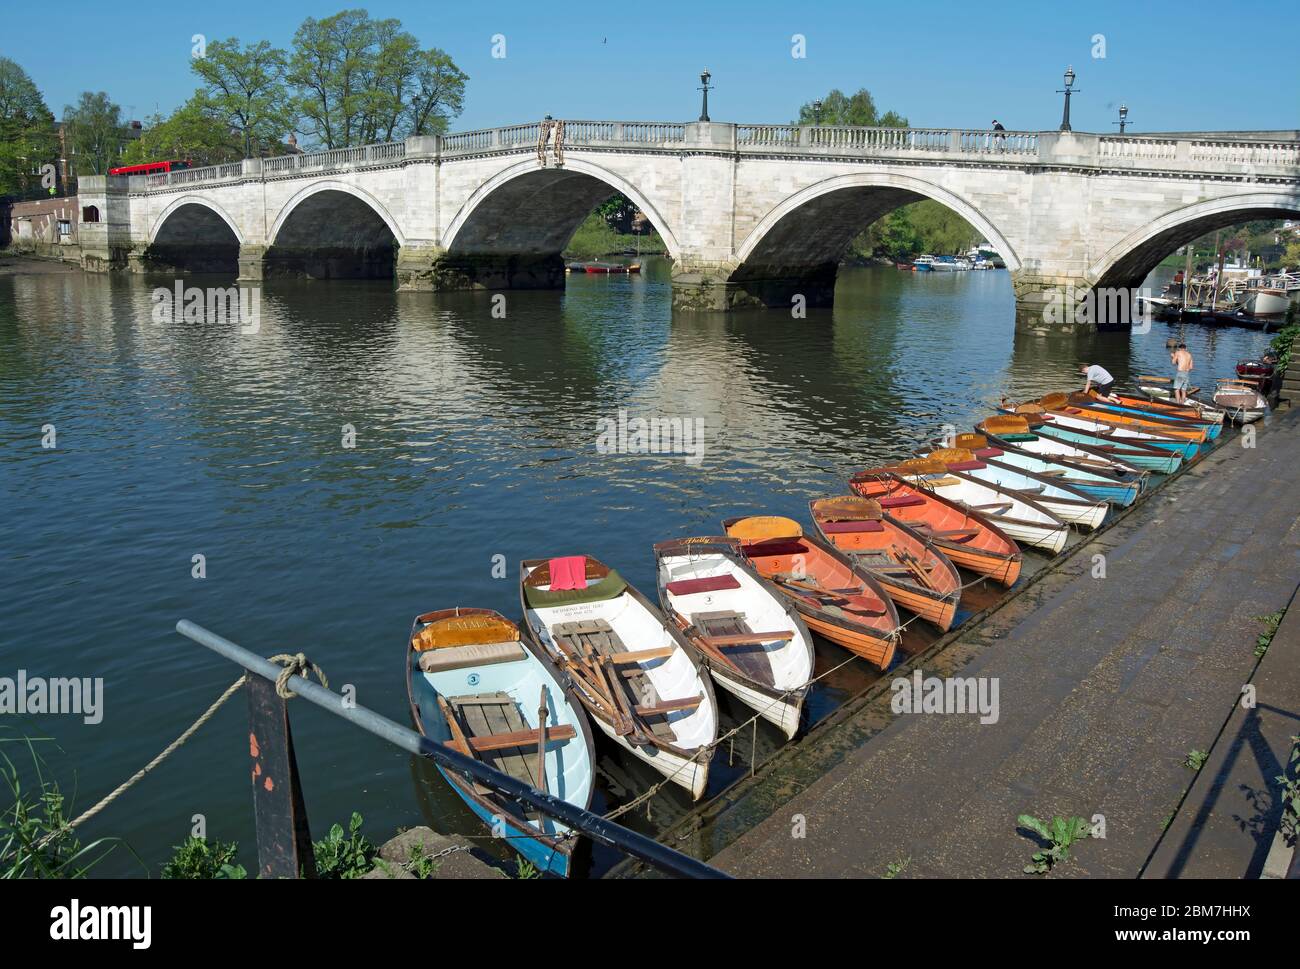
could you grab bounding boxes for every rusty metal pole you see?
[246,676,316,878]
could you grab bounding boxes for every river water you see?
[0,257,1272,876]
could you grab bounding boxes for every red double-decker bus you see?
[108,160,192,176]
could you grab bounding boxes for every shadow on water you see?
[0,259,1274,876]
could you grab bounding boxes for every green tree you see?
[795,88,909,128]
[289,9,466,149]
[62,91,125,176]
[0,57,57,198]
[191,38,291,157]
[119,97,244,168]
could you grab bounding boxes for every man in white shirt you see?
[1080,363,1116,400]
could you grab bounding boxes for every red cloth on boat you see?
[549,556,588,591]
[974,447,1004,458]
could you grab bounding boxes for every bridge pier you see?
[395,245,565,293]
[238,245,267,282]
[671,260,838,312]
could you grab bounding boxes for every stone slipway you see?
[704,408,1300,878]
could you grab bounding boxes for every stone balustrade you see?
[122,121,1300,195]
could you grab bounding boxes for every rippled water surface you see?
[0,259,1271,875]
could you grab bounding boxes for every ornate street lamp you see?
[698,70,712,123]
[1112,103,1130,134]
[813,99,823,125]
[1057,66,1078,132]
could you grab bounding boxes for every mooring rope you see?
[601,611,931,821]
[31,654,327,851]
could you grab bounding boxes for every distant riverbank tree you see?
[119,97,248,168]
[62,92,126,176]
[0,58,57,199]
[797,87,981,260]
[106,8,470,168]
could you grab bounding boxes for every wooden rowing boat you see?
[1062,391,1222,441]
[654,537,814,738]
[1021,394,1210,444]
[849,470,1022,587]
[1000,402,1201,459]
[921,447,1110,529]
[1110,386,1224,425]
[1135,383,1227,423]
[1212,380,1269,424]
[519,555,718,800]
[976,415,1150,479]
[866,458,1070,553]
[809,496,962,631]
[943,433,1141,507]
[406,607,597,878]
[722,516,900,669]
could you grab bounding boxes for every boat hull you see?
[436,765,574,877]
[849,473,1022,586]
[591,713,710,799]
[1033,426,1183,472]
[799,609,897,667]
[977,449,1138,507]
[712,668,803,739]
[1081,401,1222,441]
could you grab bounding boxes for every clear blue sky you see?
[5,0,1297,134]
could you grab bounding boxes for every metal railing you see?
[124,120,1300,192]
[175,619,728,879]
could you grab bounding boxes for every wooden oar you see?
[895,547,935,590]
[552,635,621,725]
[535,686,549,795]
[436,695,474,758]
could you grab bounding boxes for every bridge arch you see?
[723,171,1021,309]
[1088,190,1300,291]
[443,157,681,260]
[737,172,1020,272]
[149,195,246,247]
[266,181,405,279]
[146,196,245,273]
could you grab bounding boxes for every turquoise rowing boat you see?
[1032,425,1183,473]
[406,607,596,878]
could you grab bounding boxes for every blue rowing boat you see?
[406,607,596,878]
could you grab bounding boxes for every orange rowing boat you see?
[722,515,899,669]
[848,470,1022,587]
[809,496,962,631]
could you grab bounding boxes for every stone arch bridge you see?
[76,120,1300,330]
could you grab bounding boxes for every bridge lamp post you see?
[698,70,712,123]
[1057,66,1078,132]
[813,99,823,125]
[1113,103,1130,134]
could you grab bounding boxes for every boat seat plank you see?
[694,610,776,687]
[449,692,535,786]
[446,725,577,753]
[553,620,676,741]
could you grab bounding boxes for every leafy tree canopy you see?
[63,91,124,176]
[0,57,57,197]
[289,9,466,149]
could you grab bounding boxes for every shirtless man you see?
[1080,363,1116,401]
[1171,343,1194,404]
